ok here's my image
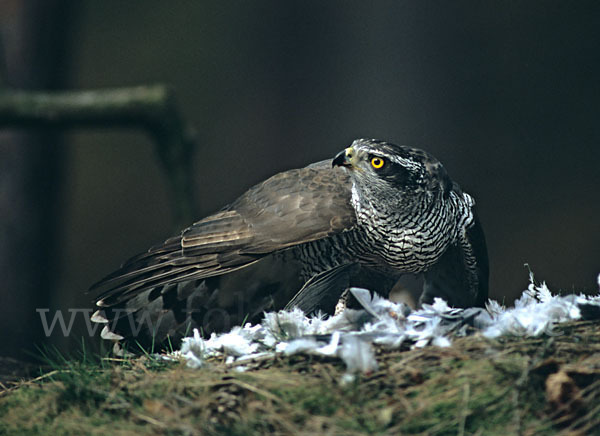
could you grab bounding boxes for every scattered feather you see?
[173,274,600,375]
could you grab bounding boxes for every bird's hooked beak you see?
[332,147,355,168]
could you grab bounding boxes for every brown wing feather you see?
[181,160,354,254]
[91,160,355,303]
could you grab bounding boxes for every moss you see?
[1,320,599,435]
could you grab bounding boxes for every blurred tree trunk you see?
[0,0,75,360]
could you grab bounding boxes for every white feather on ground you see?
[173,272,600,376]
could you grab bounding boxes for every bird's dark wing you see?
[91,160,356,306]
[284,262,361,314]
[420,208,489,308]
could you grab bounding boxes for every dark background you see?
[1,0,599,359]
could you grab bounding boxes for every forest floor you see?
[1,320,599,436]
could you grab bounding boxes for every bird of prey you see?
[91,139,488,350]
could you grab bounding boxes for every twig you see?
[458,383,471,436]
[0,369,63,397]
[132,411,168,428]
[223,379,283,404]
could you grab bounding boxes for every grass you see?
[1,321,600,435]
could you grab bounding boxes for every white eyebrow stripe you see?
[387,155,422,171]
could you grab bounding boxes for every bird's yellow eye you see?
[371,157,385,169]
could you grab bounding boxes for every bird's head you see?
[332,139,454,202]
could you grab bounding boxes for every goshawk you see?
[91,139,488,349]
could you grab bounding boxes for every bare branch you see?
[0,85,197,225]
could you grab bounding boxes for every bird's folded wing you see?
[91,160,356,304]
